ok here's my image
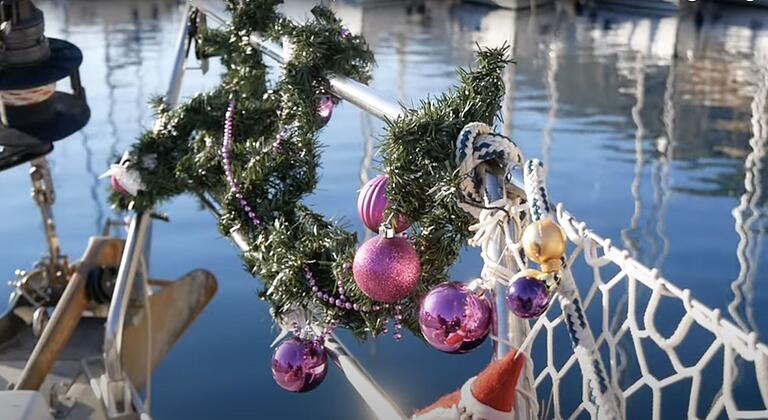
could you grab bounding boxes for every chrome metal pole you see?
[101,211,151,416]
[99,6,207,416]
[324,333,405,419]
[248,34,404,121]
[166,3,193,108]
[103,212,152,378]
[192,0,405,121]
[103,0,191,392]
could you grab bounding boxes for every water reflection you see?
[4,0,766,418]
[728,61,767,334]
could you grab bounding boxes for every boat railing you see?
[103,2,768,419]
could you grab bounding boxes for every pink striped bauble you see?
[357,175,410,233]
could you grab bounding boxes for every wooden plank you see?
[121,270,217,388]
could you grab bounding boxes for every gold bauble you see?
[521,219,566,273]
[512,268,547,282]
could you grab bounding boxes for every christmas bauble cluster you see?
[414,217,568,354]
[353,175,419,303]
[505,218,566,319]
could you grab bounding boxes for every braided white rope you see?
[524,160,622,420]
[456,121,625,419]
[456,123,538,419]
[468,198,527,285]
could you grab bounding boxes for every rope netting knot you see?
[452,122,768,419]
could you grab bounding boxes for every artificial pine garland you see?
[110,0,509,340]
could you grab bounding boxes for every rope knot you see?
[454,122,524,218]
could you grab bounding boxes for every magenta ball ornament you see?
[271,337,328,392]
[352,235,420,302]
[506,271,551,319]
[418,281,493,353]
[357,175,411,233]
[317,95,333,125]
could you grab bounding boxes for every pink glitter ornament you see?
[357,175,411,233]
[352,235,420,302]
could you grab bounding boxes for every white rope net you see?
[520,203,768,420]
[456,115,768,420]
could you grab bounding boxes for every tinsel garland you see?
[110,0,510,340]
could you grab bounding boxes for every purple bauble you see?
[419,281,493,353]
[271,337,328,392]
[506,274,550,319]
[111,176,129,195]
[317,95,333,125]
[353,235,420,302]
[357,175,411,233]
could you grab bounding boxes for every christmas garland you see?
[108,0,509,341]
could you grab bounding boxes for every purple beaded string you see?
[272,129,286,152]
[303,266,409,341]
[319,320,337,342]
[393,305,403,341]
[221,100,262,227]
[304,267,382,313]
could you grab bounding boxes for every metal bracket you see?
[29,157,69,295]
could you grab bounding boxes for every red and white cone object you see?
[100,153,146,196]
[412,349,526,420]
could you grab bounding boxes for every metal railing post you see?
[101,211,151,415]
[99,4,193,417]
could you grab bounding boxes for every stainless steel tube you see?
[249,33,405,120]
[104,212,152,379]
[324,333,405,419]
[166,3,193,108]
[104,0,191,382]
[191,0,408,122]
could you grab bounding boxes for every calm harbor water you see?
[1,1,767,418]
